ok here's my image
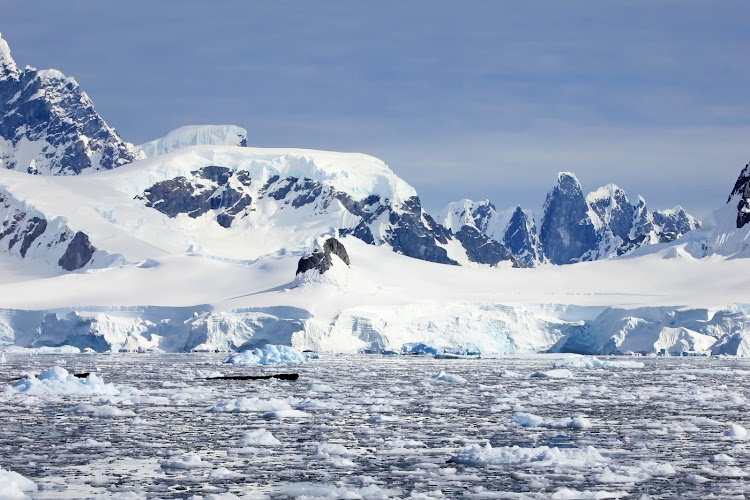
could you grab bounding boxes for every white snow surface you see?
[137,125,248,157]
[0,138,748,355]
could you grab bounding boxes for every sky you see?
[2,1,749,218]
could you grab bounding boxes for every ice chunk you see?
[308,383,334,392]
[262,409,310,419]
[6,366,135,396]
[553,356,644,369]
[223,345,307,365]
[160,455,213,469]
[725,423,750,440]
[448,443,609,468]
[314,442,356,467]
[208,397,293,413]
[237,429,281,446]
[512,412,592,430]
[432,371,467,383]
[68,404,136,418]
[531,369,573,379]
[0,467,37,500]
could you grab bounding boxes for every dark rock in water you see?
[206,373,299,381]
[58,231,95,271]
[296,237,351,275]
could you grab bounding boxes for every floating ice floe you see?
[553,356,645,369]
[314,442,357,467]
[2,345,81,355]
[68,404,136,418]
[725,423,750,440]
[0,467,37,500]
[512,412,592,429]
[5,366,136,396]
[432,370,467,383]
[208,397,294,413]
[551,487,628,499]
[223,345,307,365]
[531,368,573,379]
[309,383,334,392]
[237,429,281,446]
[160,455,213,470]
[448,443,609,468]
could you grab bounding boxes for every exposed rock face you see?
[138,166,253,227]
[0,188,98,271]
[502,207,540,267]
[58,231,96,271]
[729,162,750,229]
[139,166,470,265]
[439,173,700,266]
[296,237,351,275]
[0,33,141,175]
[539,173,599,265]
[454,225,522,267]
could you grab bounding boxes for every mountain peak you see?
[555,172,583,195]
[138,125,249,157]
[0,33,20,80]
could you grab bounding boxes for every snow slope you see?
[138,125,248,157]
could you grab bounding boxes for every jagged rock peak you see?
[0,33,19,80]
[729,162,750,229]
[295,237,351,275]
[556,172,583,195]
[728,161,750,202]
[138,125,249,157]
[0,34,143,175]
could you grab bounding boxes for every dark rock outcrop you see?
[502,207,540,267]
[454,225,522,267]
[729,162,750,229]
[138,166,253,227]
[58,231,95,271]
[296,237,351,275]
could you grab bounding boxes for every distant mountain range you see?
[0,32,749,356]
[438,173,699,266]
[0,32,742,275]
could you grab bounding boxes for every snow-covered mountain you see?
[0,33,520,270]
[438,172,700,266]
[0,33,142,175]
[0,33,748,357]
[138,125,248,157]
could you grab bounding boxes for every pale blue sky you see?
[3,1,749,217]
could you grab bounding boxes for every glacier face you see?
[2,301,750,357]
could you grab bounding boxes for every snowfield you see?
[1,352,749,498]
[0,231,747,355]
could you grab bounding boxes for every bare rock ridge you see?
[0,33,141,175]
[0,189,97,271]
[296,238,351,275]
[729,161,750,229]
[438,172,701,266]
